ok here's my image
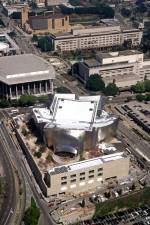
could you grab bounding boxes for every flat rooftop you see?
[0,54,55,85]
[49,152,126,175]
[84,59,101,68]
[54,98,97,124]
[104,73,142,82]
[33,94,117,130]
[51,28,120,39]
[97,50,142,59]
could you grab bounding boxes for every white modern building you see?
[33,94,118,154]
[50,19,143,52]
[0,54,55,99]
[0,32,20,55]
[31,94,129,197]
[78,50,150,89]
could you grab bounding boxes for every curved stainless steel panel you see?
[43,117,118,154]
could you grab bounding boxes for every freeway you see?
[118,121,150,168]
[0,124,16,225]
[0,111,55,225]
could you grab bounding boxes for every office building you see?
[45,152,129,196]
[50,19,143,52]
[0,54,55,99]
[78,50,150,89]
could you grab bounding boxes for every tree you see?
[0,100,10,108]
[34,151,42,158]
[104,83,119,96]
[37,95,49,103]
[60,3,114,18]
[18,95,37,106]
[69,0,81,6]
[136,94,145,102]
[144,80,150,92]
[136,3,147,13]
[38,37,53,52]
[121,8,131,17]
[136,0,145,5]
[46,153,52,162]
[32,34,38,42]
[24,197,40,225]
[11,99,19,107]
[145,94,150,101]
[97,4,114,18]
[86,74,105,92]
[131,82,145,93]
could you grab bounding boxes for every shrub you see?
[34,151,42,158]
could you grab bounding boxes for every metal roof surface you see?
[0,54,55,85]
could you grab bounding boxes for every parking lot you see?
[82,205,150,225]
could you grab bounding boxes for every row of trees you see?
[86,74,119,96]
[121,8,131,17]
[60,4,114,18]
[131,80,150,93]
[0,94,49,108]
[32,35,53,52]
[37,36,53,52]
[136,94,150,102]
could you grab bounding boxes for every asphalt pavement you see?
[117,121,150,169]
[0,124,16,225]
